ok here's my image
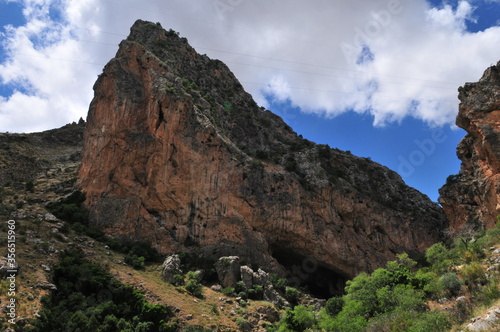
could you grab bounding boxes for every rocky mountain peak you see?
[439,61,500,232]
[78,20,447,295]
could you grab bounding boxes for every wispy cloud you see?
[1,0,499,132]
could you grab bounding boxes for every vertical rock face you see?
[78,20,447,286]
[439,62,500,232]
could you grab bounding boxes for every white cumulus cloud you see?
[0,0,499,132]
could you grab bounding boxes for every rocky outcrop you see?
[439,61,500,233]
[162,254,182,283]
[215,256,241,289]
[77,20,447,289]
[466,307,500,331]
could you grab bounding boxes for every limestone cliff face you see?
[78,20,447,286]
[439,62,500,233]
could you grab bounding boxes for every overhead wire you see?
[0,6,463,106]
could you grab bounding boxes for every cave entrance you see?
[270,246,349,298]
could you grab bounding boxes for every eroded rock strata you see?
[439,61,500,233]
[78,20,447,290]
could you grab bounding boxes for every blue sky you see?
[1,0,500,202]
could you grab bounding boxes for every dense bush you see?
[439,272,462,296]
[324,297,344,316]
[279,305,316,332]
[172,274,184,286]
[124,253,145,269]
[46,190,89,224]
[460,262,486,287]
[265,253,451,332]
[34,249,176,331]
[221,287,235,297]
[47,192,161,270]
[185,271,203,298]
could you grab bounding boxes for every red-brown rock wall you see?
[439,61,500,232]
[78,20,448,282]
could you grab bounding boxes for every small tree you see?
[425,242,454,273]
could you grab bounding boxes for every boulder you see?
[0,257,19,278]
[162,254,182,283]
[263,285,289,308]
[466,308,500,331]
[240,265,255,289]
[36,281,57,290]
[215,256,241,288]
[255,268,269,286]
[44,213,59,222]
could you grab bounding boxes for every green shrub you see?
[284,286,301,305]
[210,303,219,316]
[247,285,263,300]
[124,253,145,269]
[269,274,288,291]
[414,269,441,298]
[317,144,331,159]
[486,227,500,240]
[46,190,89,224]
[172,274,184,286]
[235,281,247,294]
[177,252,216,281]
[439,272,462,295]
[407,311,451,332]
[221,287,235,297]
[185,279,203,298]
[107,239,161,265]
[235,317,250,330]
[460,262,486,287]
[185,271,203,298]
[325,297,344,316]
[478,277,500,305]
[376,284,424,313]
[281,305,316,332]
[34,249,174,331]
[319,301,367,332]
